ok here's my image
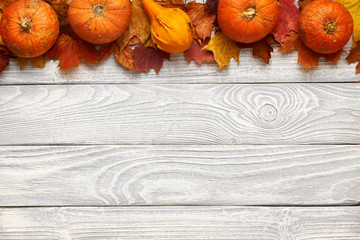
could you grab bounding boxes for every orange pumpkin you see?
[0,0,60,58]
[68,0,132,45]
[298,0,353,54]
[217,0,279,43]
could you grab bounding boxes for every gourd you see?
[68,0,132,44]
[142,0,194,54]
[217,0,279,43]
[298,0,353,54]
[0,0,60,58]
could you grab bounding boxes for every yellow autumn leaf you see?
[336,0,360,46]
[202,32,240,70]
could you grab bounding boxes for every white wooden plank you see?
[0,207,359,239]
[0,145,359,206]
[0,84,359,145]
[0,41,358,84]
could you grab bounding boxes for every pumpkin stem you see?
[93,5,105,16]
[18,17,32,33]
[324,20,337,35]
[243,7,256,21]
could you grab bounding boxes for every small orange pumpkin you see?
[217,0,279,43]
[68,0,132,45]
[0,0,60,58]
[298,0,353,54]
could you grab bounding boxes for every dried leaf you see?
[280,31,344,70]
[239,36,275,64]
[116,0,153,53]
[185,1,216,41]
[17,58,27,70]
[44,0,70,17]
[115,44,135,71]
[205,0,219,15]
[272,0,299,43]
[184,39,214,65]
[17,56,46,69]
[298,0,313,10]
[98,43,117,65]
[133,43,170,74]
[202,32,240,70]
[336,0,360,47]
[346,44,360,73]
[157,0,185,9]
[47,31,98,69]
[0,51,9,73]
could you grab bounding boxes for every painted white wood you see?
[0,145,359,206]
[0,84,359,145]
[0,41,358,84]
[0,207,359,239]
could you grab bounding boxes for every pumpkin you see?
[68,0,132,44]
[0,0,60,58]
[217,0,279,43]
[298,0,353,54]
[142,0,194,54]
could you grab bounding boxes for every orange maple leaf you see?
[238,36,275,64]
[17,56,46,69]
[98,41,136,71]
[47,30,98,69]
[280,31,344,71]
[346,43,360,74]
[185,1,216,41]
[202,32,240,70]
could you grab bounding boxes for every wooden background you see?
[0,39,359,239]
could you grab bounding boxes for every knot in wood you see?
[260,104,277,122]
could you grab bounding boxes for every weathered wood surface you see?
[0,43,358,85]
[1,207,359,239]
[0,84,359,145]
[0,145,359,206]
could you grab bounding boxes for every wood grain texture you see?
[0,207,359,239]
[0,84,359,145]
[0,145,359,206]
[0,42,358,84]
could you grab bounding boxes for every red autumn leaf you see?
[238,36,275,64]
[47,30,98,69]
[280,31,344,70]
[205,0,219,15]
[133,43,170,74]
[346,44,360,73]
[184,39,214,65]
[185,1,216,41]
[0,51,9,73]
[271,0,299,43]
[98,43,117,65]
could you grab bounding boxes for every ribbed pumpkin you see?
[142,0,194,53]
[298,0,353,54]
[68,0,132,44]
[0,0,59,58]
[217,0,279,43]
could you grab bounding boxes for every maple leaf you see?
[185,1,216,41]
[202,32,240,70]
[280,31,344,70]
[0,51,9,73]
[115,44,135,71]
[336,0,360,47]
[157,0,185,9]
[17,56,46,69]
[98,43,117,65]
[184,38,214,65]
[47,30,98,69]
[133,43,170,74]
[271,0,299,43]
[0,0,15,12]
[239,36,275,64]
[116,0,153,53]
[346,44,360,73]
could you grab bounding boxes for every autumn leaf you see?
[271,0,299,43]
[336,0,360,47]
[185,1,216,41]
[298,0,313,10]
[280,31,344,70]
[346,44,360,73]
[202,32,240,70]
[17,56,45,69]
[115,44,135,71]
[0,51,9,73]
[184,38,214,65]
[133,43,170,74]
[47,31,98,69]
[98,43,117,65]
[157,0,185,9]
[116,0,154,53]
[239,36,275,64]
[205,0,219,15]
[0,0,15,11]
[44,0,70,18]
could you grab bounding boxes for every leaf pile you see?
[0,0,358,74]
